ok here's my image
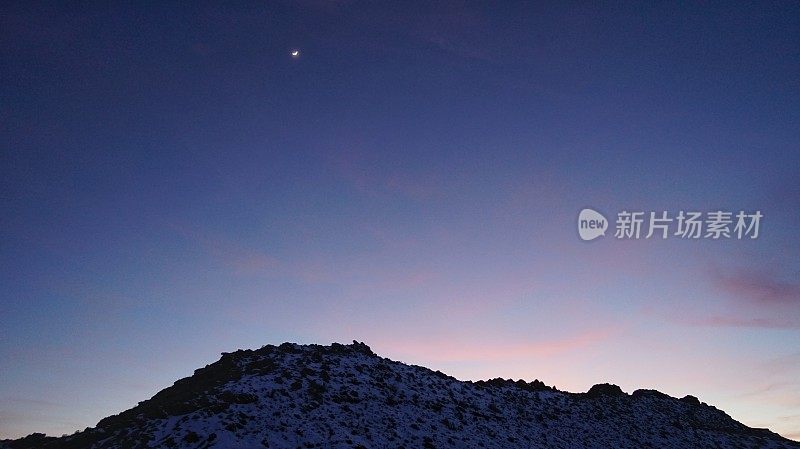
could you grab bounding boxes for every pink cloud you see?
[327,149,447,201]
[168,222,281,277]
[712,269,800,305]
[384,172,443,200]
[374,327,619,363]
[686,315,800,329]
[683,267,800,329]
[328,148,375,194]
[227,253,280,276]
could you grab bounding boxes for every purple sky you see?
[1,1,799,440]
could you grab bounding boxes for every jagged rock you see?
[681,394,702,406]
[585,383,627,398]
[632,389,672,400]
[473,377,555,393]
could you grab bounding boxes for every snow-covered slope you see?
[3,341,798,449]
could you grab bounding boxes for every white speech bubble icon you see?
[578,208,608,241]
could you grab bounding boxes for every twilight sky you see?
[1,0,799,440]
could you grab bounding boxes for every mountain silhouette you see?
[2,341,798,449]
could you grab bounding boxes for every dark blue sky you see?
[1,1,799,440]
